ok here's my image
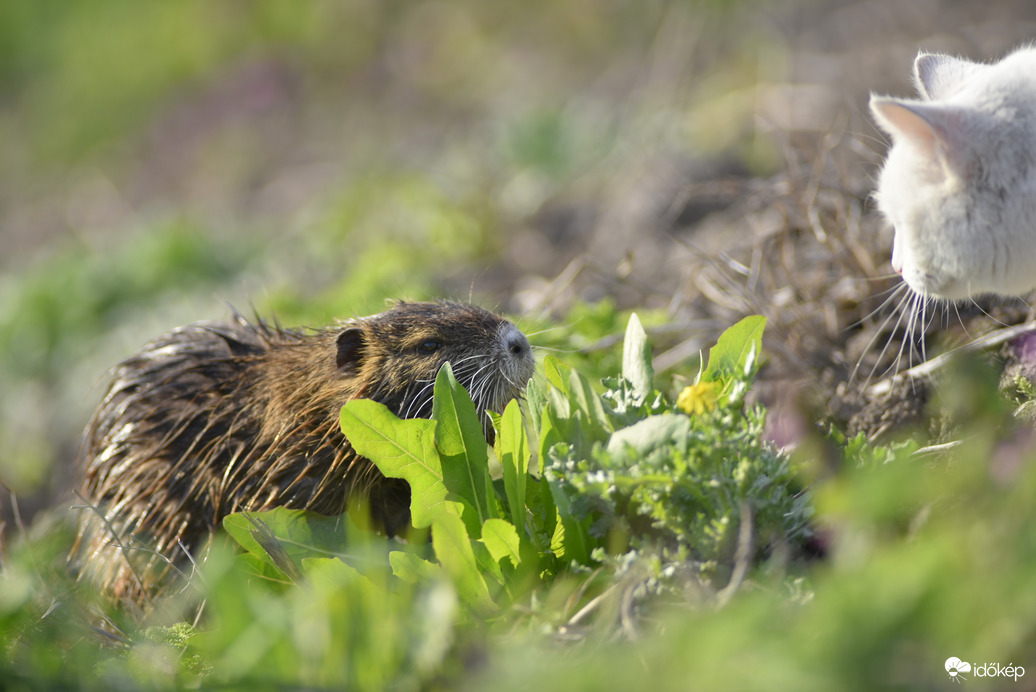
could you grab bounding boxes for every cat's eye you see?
[418,339,441,354]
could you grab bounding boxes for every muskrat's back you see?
[73,301,535,603]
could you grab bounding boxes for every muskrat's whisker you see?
[527,344,578,355]
[450,352,488,369]
[521,325,570,339]
[401,378,436,420]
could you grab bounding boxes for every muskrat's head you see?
[335,301,535,427]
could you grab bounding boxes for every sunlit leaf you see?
[339,399,444,529]
[702,315,766,383]
[622,312,654,405]
[433,362,496,533]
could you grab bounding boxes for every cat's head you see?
[869,48,1036,300]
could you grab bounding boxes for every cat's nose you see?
[891,241,904,275]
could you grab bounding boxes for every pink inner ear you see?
[870,98,968,175]
[871,99,942,154]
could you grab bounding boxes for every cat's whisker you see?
[905,291,929,371]
[970,297,1016,329]
[852,281,911,331]
[947,300,973,339]
[849,282,907,385]
[856,283,917,390]
[901,291,920,375]
[883,295,915,386]
[906,293,932,392]
[917,293,936,367]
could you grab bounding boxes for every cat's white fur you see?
[870,47,1036,300]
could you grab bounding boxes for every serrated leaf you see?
[497,399,529,530]
[702,315,766,382]
[622,312,654,404]
[340,399,444,529]
[433,362,496,533]
[549,507,567,559]
[480,518,522,568]
[431,506,497,614]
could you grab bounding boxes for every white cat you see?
[869,47,1036,301]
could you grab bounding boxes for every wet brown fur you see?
[72,301,534,604]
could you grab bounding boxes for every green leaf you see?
[471,536,507,590]
[223,508,354,575]
[390,551,443,584]
[702,315,766,382]
[547,477,594,566]
[480,518,522,569]
[537,403,564,475]
[526,476,558,554]
[525,378,548,440]
[301,556,369,590]
[431,506,497,614]
[549,507,567,560]
[606,413,692,457]
[340,398,444,529]
[566,364,613,438]
[543,354,568,391]
[496,398,529,530]
[540,355,612,462]
[243,513,304,584]
[622,312,654,404]
[433,362,496,533]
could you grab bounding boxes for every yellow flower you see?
[676,381,719,416]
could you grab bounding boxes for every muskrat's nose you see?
[507,333,529,356]
[499,323,533,361]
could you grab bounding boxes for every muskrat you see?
[71,300,536,603]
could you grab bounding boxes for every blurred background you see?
[3,0,1036,529]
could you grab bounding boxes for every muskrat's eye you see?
[418,339,441,354]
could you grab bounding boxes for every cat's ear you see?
[869,97,971,175]
[913,52,982,100]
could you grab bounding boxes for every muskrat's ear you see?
[335,328,367,374]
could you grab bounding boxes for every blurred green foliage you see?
[0,221,251,382]
[481,423,1036,692]
[0,2,352,163]
[5,316,1036,690]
